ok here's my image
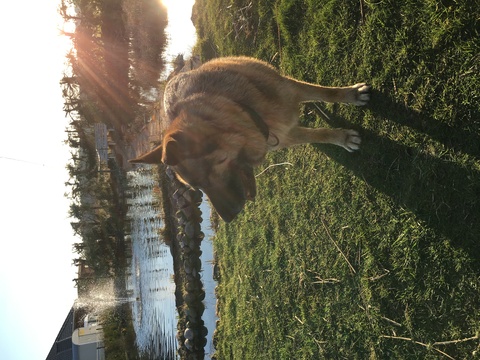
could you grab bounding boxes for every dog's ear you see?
[162,132,189,166]
[128,132,189,166]
[129,146,163,164]
[163,131,215,166]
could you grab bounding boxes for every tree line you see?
[59,0,168,278]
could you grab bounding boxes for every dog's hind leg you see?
[288,78,370,106]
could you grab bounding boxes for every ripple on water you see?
[126,168,177,359]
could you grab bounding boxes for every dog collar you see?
[236,101,270,140]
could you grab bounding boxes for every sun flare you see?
[160,0,197,58]
[161,0,196,27]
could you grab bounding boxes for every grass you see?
[193,0,480,359]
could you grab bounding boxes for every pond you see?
[125,168,217,359]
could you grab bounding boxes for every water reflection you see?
[126,168,177,359]
[199,201,218,358]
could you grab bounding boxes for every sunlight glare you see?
[161,0,189,16]
[160,0,197,60]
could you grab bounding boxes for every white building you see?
[72,315,105,360]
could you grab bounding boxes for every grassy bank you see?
[193,0,480,359]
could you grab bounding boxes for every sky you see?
[0,0,196,359]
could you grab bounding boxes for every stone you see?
[184,328,194,340]
[185,221,196,238]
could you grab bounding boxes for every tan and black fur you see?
[130,57,370,222]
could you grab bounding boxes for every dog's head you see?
[130,129,262,222]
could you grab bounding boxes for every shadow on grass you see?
[316,91,480,261]
[372,90,480,160]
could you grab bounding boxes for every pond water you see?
[125,168,217,359]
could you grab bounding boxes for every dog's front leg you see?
[284,127,361,152]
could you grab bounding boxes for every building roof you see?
[45,307,74,360]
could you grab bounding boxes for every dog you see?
[130,57,370,222]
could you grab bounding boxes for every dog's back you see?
[163,57,292,129]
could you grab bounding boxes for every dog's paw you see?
[350,83,371,106]
[341,129,361,152]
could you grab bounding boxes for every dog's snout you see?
[204,186,246,222]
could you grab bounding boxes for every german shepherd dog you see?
[130,57,370,222]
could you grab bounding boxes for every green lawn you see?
[193,1,480,358]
